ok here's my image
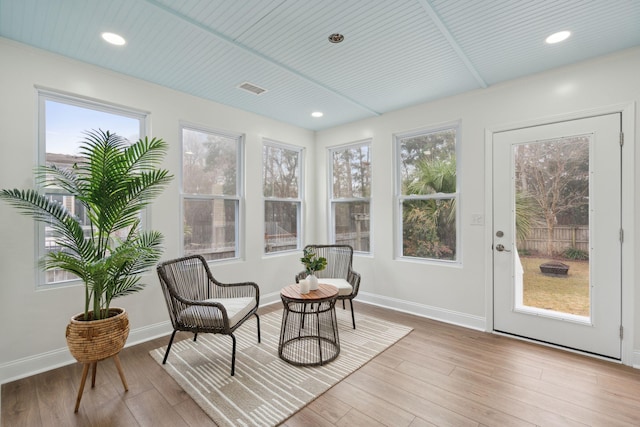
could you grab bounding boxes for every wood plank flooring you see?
[3,303,640,426]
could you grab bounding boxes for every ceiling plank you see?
[416,0,488,89]
[143,0,381,117]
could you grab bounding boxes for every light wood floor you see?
[3,303,640,426]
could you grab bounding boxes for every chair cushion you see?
[318,278,353,296]
[178,297,256,328]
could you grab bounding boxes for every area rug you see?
[149,307,412,427]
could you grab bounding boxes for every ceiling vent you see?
[237,81,268,95]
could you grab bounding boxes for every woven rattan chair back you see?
[313,245,351,280]
[296,244,361,328]
[156,254,261,375]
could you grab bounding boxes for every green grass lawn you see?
[519,256,590,316]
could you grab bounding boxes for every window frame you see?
[394,121,462,265]
[262,138,304,255]
[37,89,148,288]
[180,122,244,262]
[328,139,372,254]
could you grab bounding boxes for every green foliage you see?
[563,247,589,260]
[402,199,455,259]
[402,156,457,259]
[0,130,173,320]
[300,247,327,274]
[515,191,541,242]
[406,157,457,195]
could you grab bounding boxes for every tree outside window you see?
[182,126,241,260]
[397,125,459,261]
[514,137,589,257]
[263,141,302,254]
[330,141,371,252]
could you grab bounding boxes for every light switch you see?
[471,214,484,225]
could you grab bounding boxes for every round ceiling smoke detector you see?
[328,33,344,43]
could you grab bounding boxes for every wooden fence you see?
[518,225,588,254]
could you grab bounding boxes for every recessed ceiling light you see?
[311,112,324,118]
[545,31,571,44]
[101,32,126,46]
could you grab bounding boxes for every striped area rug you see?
[149,307,412,426]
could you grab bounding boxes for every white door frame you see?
[484,103,635,365]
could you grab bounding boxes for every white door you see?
[493,114,622,359]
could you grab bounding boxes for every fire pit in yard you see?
[539,261,569,276]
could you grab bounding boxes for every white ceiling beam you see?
[416,0,488,89]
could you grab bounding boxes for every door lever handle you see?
[495,244,511,252]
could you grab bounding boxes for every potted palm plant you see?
[0,129,172,369]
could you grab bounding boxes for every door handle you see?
[495,244,511,252]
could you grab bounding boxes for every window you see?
[395,124,459,262]
[263,140,302,254]
[182,125,243,261]
[329,140,371,252]
[38,91,145,285]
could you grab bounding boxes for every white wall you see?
[0,38,314,383]
[315,47,640,363]
[1,37,639,383]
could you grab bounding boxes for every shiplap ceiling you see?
[1,0,639,131]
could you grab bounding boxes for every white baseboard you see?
[0,320,173,385]
[263,289,486,331]
[355,291,486,331]
[633,350,640,369]
[0,347,73,386]
[260,290,284,306]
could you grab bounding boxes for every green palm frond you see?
[0,189,90,257]
[515,191,542,242]
[0,129,173,320]
[108,276,145,301]
[122,136,170,170]
[37,164,80,193]
[407,157,457,195]
[44,251,91,281]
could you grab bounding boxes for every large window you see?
[329,140,371,252]
[182,125,242,261]
[396,124,459,262]
[38,91,145,285]
[263,140,302,254]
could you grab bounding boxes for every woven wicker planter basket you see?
[65,308,130,364]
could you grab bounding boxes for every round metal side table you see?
[278,283,340,366]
